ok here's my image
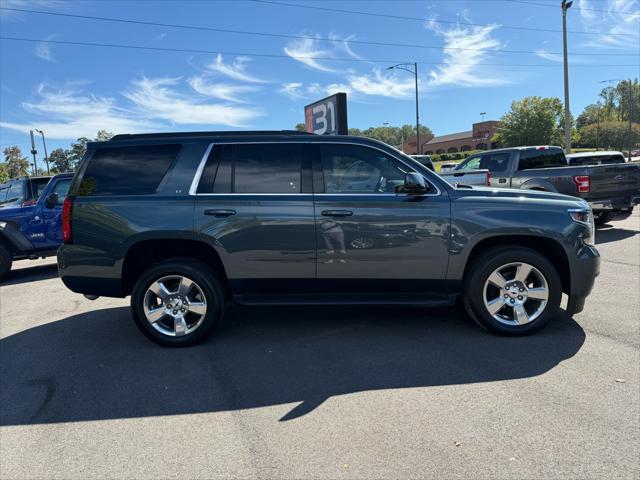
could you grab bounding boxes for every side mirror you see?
[398,172,428,195]
[44,192,58,209]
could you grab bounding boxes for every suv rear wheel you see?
[131,258,224,347]
[0,244,12,280]
[464,247,561,336]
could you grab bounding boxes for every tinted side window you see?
[480,152,510,173]
[321,144,410,193]
[51,179,72,205]
[77,144,181,196]
[4,182,24,204]
[233,144,303,193]
[518,149,567,170]
[29,178,51,201]
[457,156,481,170]
[0,187,7,204]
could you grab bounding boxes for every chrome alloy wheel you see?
[482,262,549,326]
[143,275,207,337]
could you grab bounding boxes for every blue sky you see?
[1,0,638,152]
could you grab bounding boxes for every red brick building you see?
[402,121,500,154]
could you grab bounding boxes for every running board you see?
[234,293,455,307]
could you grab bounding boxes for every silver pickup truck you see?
[445,146,640,224]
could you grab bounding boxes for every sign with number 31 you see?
[304,93,348,135]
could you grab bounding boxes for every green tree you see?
[493,96,576,147]
[0,163,9,183]
[578,121,639,150]
[68,137,90,168]
[2,146,30,178]
[294,123,306,132]
[48,148,73,173]
[95,130,114,141]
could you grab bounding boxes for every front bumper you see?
[566,245,600,315]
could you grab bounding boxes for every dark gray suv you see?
[58,131,600,347]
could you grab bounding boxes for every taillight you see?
[487,171,492,186]
[573,175,590,193]
[62,197,73,244]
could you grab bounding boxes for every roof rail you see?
[109,130,314,141]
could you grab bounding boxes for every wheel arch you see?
[519,179,557,192]
[462,235,571,295]
[121,238,231,298]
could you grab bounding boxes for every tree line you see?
[0,130,113,183]
[494,79,639,150]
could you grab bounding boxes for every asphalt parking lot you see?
[1,212,638,479]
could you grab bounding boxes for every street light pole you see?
[34,129,50,175]
[561,0,573,153]
[387,62,421,154]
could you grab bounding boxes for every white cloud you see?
[425,15,508,88]
[124,77,263,127]
[279,70,411,101]
[0,78,264,139]
[534,50,588,64]
[284,36,337,73]
[35,39,54,62]
[579,0,640,49]
[188,76,259,103]
[280,82,305,99]
[204,54,267,83]
[0,84,153,139]
[348,70,414,97]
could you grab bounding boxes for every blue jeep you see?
[0,174,73,279]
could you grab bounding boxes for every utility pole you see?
[627,79,633,162]
[34,129,50,175]
[29,130,38,176]
[561,0,573,153]
[387,62,421,154]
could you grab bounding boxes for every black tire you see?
[463,246,562,336]
[593,210,613,226]
[131,258,225,347]
[0,244,13,281]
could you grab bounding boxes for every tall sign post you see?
[304,93,348,135]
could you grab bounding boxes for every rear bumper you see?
[590,195,640,211]
[57,244,125,298]
[566,245,600,315]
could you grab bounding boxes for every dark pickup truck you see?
[0,174,73,279]
[453,146,640,224]
[58,131,599,347]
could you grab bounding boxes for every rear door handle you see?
[498,178,507,183]
[204,209,236,217]
[321,210,353,217]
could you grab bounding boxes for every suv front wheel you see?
[131,258,224,347]
[464,247,562,336]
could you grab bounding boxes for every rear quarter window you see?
[517,149,567,170]
[77,144,181,196]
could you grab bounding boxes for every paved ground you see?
[1,212,638,479]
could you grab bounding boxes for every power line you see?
[1,6,637,57]
[504,0,640,14]
[250,0,638,37]
[1,36,638,67]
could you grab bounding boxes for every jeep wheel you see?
[0,244,12,281]
[464,247,561,336]
[131,258,224,347]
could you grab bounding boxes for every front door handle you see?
[321,210,353,217]
[204,209,236,217]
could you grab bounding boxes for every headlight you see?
[569,208,595,246]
